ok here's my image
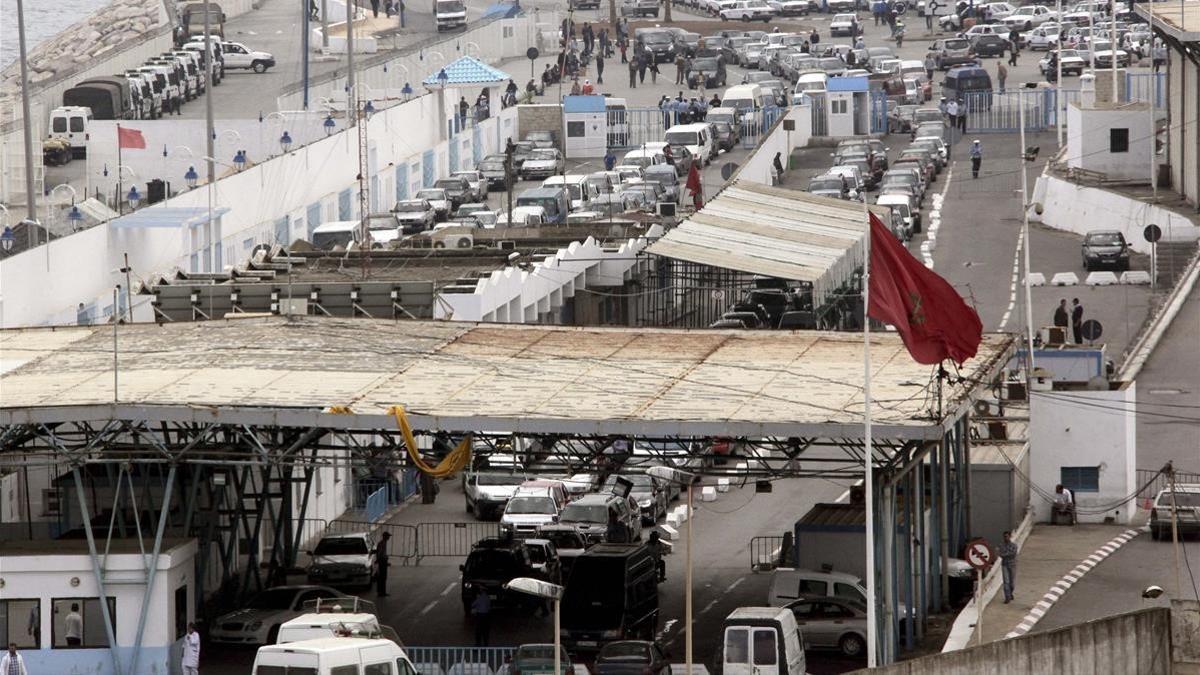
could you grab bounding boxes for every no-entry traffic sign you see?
[965,538,994,570]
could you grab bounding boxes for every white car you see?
[392,198,437,232]
[719,0,775,22]
[767,0,810,15]
[518,148,563,179]
[450,169,488,200]
[829,13,861,37]
[305,532,378,588]
[1025,24,1061,50]
[980,1,1016,20]
[1000,4,1055,30]
[211,586,347,644]
[414,188,452,220]
[219,40,276,73]
[1039,48,1086,76]
[827,0,857,11]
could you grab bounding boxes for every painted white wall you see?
[1030,173,1200,254]
[0,92,519,328]
[1066,102,1152,181]
[1029,384,1137,524]
[736,105,812,186]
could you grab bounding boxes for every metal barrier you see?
[810,94,828,137]
[366,486,388,522]
[1126,72,1167,108]
[607,106,789,149]
[749,535,786,572]
[407,646,517,675]
[1135,468,1200,505]
[416,521,501,558]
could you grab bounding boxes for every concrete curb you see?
[1002,528,1142,639]
[1118,246,1200,382]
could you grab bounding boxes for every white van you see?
[664,123,716,166]
[876,192,915,240]
[277,613,384,644]
[542,174,599,211]
[311,221,358,250]
[252,637,416,675]
[721,83,770,112]
[722,607,807,675]
[48,106,94,158]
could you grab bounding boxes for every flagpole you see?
[1019,93,1036,380]
[117,124,124,215]
[861,198,878,668]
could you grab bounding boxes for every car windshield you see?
[884,173,916,186]
[247,589,299,610]
[542,531,585,549]
[506,496,555,514]
[436,179,464,190]
[314,538,368,555]
[464,550,521,577]
[810,178,844,191]
[530,149,558,160]
[1086,233,1124,246]
[694,58,719,70]
[395,202,428,213]
[560,503,608,523]
[599,643,651,661]
[665,131,700,145]
[475,472,525,486]
[416,189,445,200]
[643,170,677,186]
[945,39,970,49]
[1162,493,1200,507]
[604,474,656,493]
[478,159,504,171]
[644,33,672,44]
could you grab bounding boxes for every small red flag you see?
[685,163,703,209]
[867,212,982,365]
[117,126,146,150]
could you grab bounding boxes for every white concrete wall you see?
[1066,103,1152,181]
[735,105,812,186]
[1029,384,1137,524]
[1030,173,1200,254]
[434,228,662,322]
[1167,52,1198,208]
[0,90,519,328]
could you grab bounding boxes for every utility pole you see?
[204,0,216,272]
[664,0,672,22]
[16,0,39,248]
[1169,462,1182,597]
[348,0,357,127]
[609,0,617,32]
[303,0,311,109]
[322,0,330,50]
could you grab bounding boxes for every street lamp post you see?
[184,166,200,189]
[504,577,565,675]
[646,465,696,675]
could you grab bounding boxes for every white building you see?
[1066,101,1152,181]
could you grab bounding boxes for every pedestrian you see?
[181,623,201,675]
[675,53,686,84]
[998,531,1018,603]
[1,644,28,675]
[649,59,660,84]
[638,54,648,84]
[660,96,672,128]
[370,0,380,17]
[604,148,617,171]
[310,0,320,20]
[1008,41,1019,67]
[458,97,470,127]
[925,52,936,80]
[1053,298,1069,330]
[925,0,937,29]
[581,79,594,94]
[596,53,605,84]
[710,94,721,108]
[944,97,958,140]
[471,589,492,646]
[801,39,810,53]
[956,100,967,133]
[619,38,628,64]
[570,79,581,95]
[647,531,667,581]
[969,139,982,178]
[997,62,1007,93]
[375,531,392,596]
[629,57,638,87]
[773,151,784,182]
[810,29,820,46]
[1009,28,1021,52]
[1071,298,1084,343]
[65,603,83,646]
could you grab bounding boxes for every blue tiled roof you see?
[563,95,606,113]
[422,56,512,86]
[827,76,869,92]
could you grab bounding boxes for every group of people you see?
[1054,298,1087,344]
[658,92,716,127]
[456,89,493,127]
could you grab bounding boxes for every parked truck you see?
[62,79,133,120]
[435,0,467,31]
[181,2,226,39]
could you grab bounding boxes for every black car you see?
[1081,230,1131,271]
[687,56,727,89]
[971,34,1010,58]
[594,641,672,675]
[459,538,537,613]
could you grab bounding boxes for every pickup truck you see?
[451,170,488,201]
[719,0,775,22]
[622,0,661,18]
[435,0,468,31]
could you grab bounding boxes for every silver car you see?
[785,596,868,657]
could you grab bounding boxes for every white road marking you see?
[724,577,745,594]
[419,600,438,616]
[998,229,1024,330]
[440,582,457,597]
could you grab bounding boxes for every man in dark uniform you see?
[1053,298,1069,336]
[375,531,392,596]
[1071,298,1084,343]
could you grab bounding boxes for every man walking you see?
[596,52,605,84]
[925,52,936,80]
[969,139,982,178]
[638,53,648,84]
[944,98,958,142]
[375,531,392,596]
[1071,298,1084,343]
[675,53,686,85]
[65,603,83,646]
[1053,298,1069,331]
[998,531,1018,603]
[997,62,1007,93]
[370,0,380,17]
[1,644,28,675]
[182,623,201,675]
[956,101,967,133]
[1008,40,1019,67]
[471,589,492,646]
[628,57,637,87]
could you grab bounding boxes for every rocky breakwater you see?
[0,0,166,127]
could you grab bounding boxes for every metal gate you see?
[608,107,669,149]
[1126,72,1166,108]
[407,646,516,675]
[740,107,786,149]
[962,89,1054,133]
[809,93,828,136]
[416,521,501,558]
[869,90,889,134]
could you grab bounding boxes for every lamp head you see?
[184,166,199,189]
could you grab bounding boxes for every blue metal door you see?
[306,202,321,236]
[395,164,409,202]
[448,137,459,173]
[422,150,436,187]
[473,123,483,164]
[338,189,352,220]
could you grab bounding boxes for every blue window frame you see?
[1061,466,1099,493]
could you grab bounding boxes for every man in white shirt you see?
[1053,484,1076,525]
[64,604,83,646]
[182,622,201,675]
[2,643,29,675]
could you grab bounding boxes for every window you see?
[1110,128,1129,153]
[821,602,855,619]
[397,659,419,675]
[797,579,827,596]
[174,585,188,641]
[1061,466,1100,493]
[365,663,394,675]
[0,600,41,649]
[70,117,85,132]
[832,99,848,114]
[331,666,359,675]
[53,118,67,133]
[724,628,749,663]
[752,629,778,665]
[567,121,586,138]
[52,597,115,648]
[833,582,864,603]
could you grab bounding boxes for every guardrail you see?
[407,646,517,675]
[1135,468,1200,505]
[366,486,389,522]
[749,535,786,572]
[304,519,498,563]
[417,522,502,558]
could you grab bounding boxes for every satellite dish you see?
[720,162,740,180]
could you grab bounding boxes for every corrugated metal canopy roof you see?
[0,317,1013,438]
[646,181,888,303]
[1136,1,1200,41]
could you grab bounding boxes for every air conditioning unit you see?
[498,240,518,250]
[657,202,678,218]
[434,234,474,249]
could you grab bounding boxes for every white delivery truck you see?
[435,0,467,31]
[253,637,417,675]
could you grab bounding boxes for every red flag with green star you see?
[867,212,982,365]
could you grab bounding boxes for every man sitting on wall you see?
[1051,483,1076,525]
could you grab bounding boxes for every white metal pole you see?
[554,598,561,675]
[1056,0,1063,146]
[1020,99,1036,375]
[975,569,983,646]
[686,481,694,675]
[1147,0,1157,203]
[1110,0,1117,101]
[16,0,38,240]
[862,201,878,668]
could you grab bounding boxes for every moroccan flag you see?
[686,163,703,210]
[867,212,982,365]
[117,126,146,149]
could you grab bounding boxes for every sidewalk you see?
[977,522,1141,643]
